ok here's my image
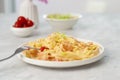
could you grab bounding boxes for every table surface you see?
[0,14,120,80]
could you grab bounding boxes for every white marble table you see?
[0,14,120,80]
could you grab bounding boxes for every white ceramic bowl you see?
[11,26,35,37]
[44,13,81,30]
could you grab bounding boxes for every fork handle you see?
[0,53,16,62]
[0,47,25,62]
[0,46,38,62]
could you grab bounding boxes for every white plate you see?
[18,39,104,68]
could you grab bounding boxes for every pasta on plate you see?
[23,32,99,61]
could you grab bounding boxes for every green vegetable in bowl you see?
[47,14,77,20]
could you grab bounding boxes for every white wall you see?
[0,0,15,13]
[0,0,4,13]
[106,0,120,13]
[15,0,120,15]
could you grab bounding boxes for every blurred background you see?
[0,0,120,15]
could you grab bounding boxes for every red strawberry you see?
[27,19,34,27]
[13,21,23,28]
[17,16,27,24]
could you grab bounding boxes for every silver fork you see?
[0,46,40,62]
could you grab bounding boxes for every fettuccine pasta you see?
[23,32,99,61]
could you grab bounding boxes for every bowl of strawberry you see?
[11,16,35,37]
